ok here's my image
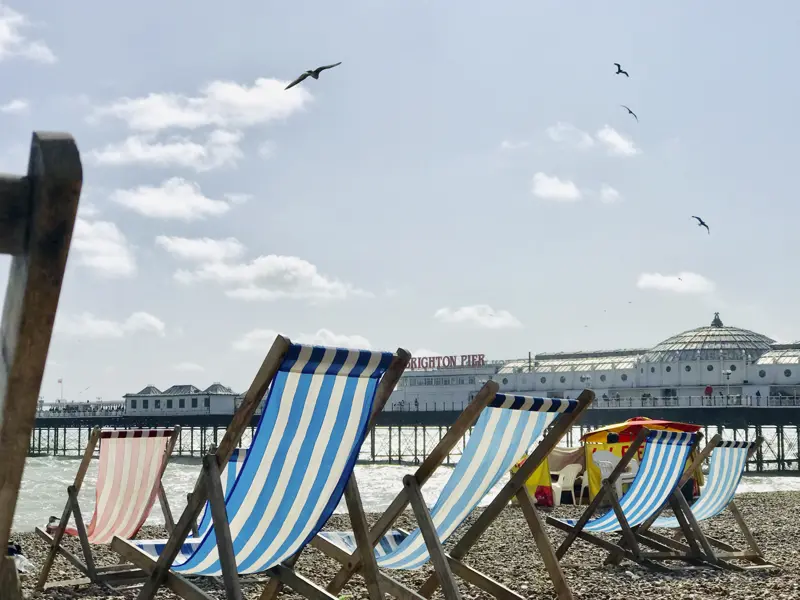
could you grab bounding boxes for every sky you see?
[1,1,799,402]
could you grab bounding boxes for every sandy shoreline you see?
[13,491,799,599]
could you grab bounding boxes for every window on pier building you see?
[204,397,210,408]
[131,399,137,409]
[468,377,475,384]
[191,398,198,408]
[179,398,185,408]
[167,399,173,409]
[143,399,149,409]
[155,399,161,409]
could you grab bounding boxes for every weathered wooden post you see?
[0,133,81,591]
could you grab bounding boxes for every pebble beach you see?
[12,490,799,600]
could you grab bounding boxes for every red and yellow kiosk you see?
[582,417,704,500]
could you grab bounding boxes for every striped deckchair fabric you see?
[195,448,248,537]
[558,431,697,533]
[320,394,579,571]
[315,387,594,600]
[111,337,409,600]
[35,426,180,592]
[67,429,177,544]
[650,440,751,529]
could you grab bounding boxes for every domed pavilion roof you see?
[643,313,775,363]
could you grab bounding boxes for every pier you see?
[28,398,800,473]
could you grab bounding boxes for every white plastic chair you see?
[551,463,583,506]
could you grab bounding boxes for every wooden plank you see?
[0,133,82,551]
[516,488,573,600]
[205,454,243,600]
[419,389,594,597]
[34,526,88,573]
[404,474,462,600]
[0,176,30,255]
[68,488,97,580]
[602,480,641,559]
[327,381,499,594]
[269,564,338,600]
[257,550,302,600]
[135,335,291,600]
[158,426,181,534]
[35,426,99,590]
[112,537,214,600]
[445,557,524,600]
[552,426,647,559]
[342,476,384,600]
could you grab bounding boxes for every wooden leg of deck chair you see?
[188,492,200,537]
[728,501,763,558]
[517,488,573,600]
[344,476,385,600]
[602,481,643,562]
[159,482,175,535]
[205,454,243,600]
[35,427,100,592]
[258,550,302,600]
[326,381,501,595]
[68,488,97,582]
[405,475,462,600]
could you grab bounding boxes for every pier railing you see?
[388,394,800,412]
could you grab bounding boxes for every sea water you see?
[13,455,800,532]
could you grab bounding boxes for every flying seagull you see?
[614,63,629,77]
[620,105,638,122]
[284,62,342,91]
[692,215,710,234]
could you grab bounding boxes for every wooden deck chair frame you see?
[0,133,82,598]
[111,335,410,600]
[633,435,777,571]
[315,385,595,600]
[34,426,181,591]
[546,429,709,572]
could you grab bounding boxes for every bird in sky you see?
[284,62,342,90]
[614,63,629,77]
[692,216,710,234]
[620,105,638,122]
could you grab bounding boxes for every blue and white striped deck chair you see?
[639,437,775,570]
[547,430,698,569]
[111,336,410,600]
[314,385,595,600]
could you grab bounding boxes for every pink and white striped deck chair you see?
[34,426,180,591]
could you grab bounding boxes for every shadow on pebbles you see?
[11,491,799,599]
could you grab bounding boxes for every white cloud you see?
[531,172,581,201]
[173,361,204,372]
[499,140,530,151]
[600,184,622,203]
[636,272,716,294]
[545,122,594,149]
[434,305,522,329]
[224,193,252,205]
[72,218,136,277]
[233,328,371,352]
[91,77,312,133]
[596,126,640,156]
[111,178,232,220]
[257,140,276,159]
[0,98,29,114]
[155,235,245,262]
[78,201,100,218]
[89,130,243,172]
[163,239,371,302]
[0,7,57,64]
[56,311,165,339]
